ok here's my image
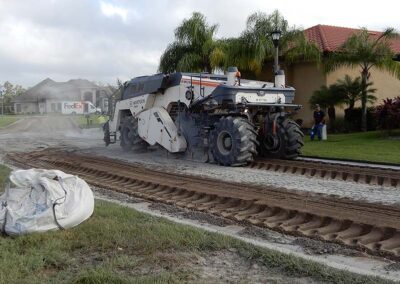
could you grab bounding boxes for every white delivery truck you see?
[62,101,101,115]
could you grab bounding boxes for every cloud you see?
[0,0,398,88]
[100,1,129,23]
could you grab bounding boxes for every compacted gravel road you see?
[1,116,399,207]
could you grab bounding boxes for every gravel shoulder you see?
[82,144,400,207]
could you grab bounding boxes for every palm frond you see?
[158,42,190,73]
[284,33,321,64]
[374,56,400,79]
[176,52,203,72]
[209,46,226,70]
[159,12,219,73]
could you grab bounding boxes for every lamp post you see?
[271,30,281,74]
[0,85,4,116]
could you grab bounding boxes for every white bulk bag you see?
[0,169,94,235]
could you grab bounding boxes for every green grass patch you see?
[302,130,400,164]
[0,115,20,128]
[0,164,11,189]
[73,114,109,129]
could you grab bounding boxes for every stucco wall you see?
[327,66,400,112]
[285,63,400,127]
[287,62,327,127]
[255,62,326,127]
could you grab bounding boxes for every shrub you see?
[373,96,400,132]
[344,107,377,131]
[328,117,351,133]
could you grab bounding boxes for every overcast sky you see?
[1,0,399,88]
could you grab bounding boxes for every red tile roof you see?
[304,25,400,54]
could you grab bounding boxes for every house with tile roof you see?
[261,25,400,127]
[11,78,112,114]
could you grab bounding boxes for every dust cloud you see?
[0,116,104,159]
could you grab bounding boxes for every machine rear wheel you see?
[210,116,258,166]
[259,118,304,159]
[120,116,147,152]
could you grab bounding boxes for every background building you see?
[260,25,400,126]
[12,78,112,114]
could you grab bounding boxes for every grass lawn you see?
[0,115,20,128]
[73,114,109,129]
[302,130,400,164]
[0,164,11,188]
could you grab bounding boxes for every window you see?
[130,84,138,93]
[138,83,144,92]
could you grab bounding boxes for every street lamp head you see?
[271,30,281,48]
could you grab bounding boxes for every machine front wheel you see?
[210,116,258,166]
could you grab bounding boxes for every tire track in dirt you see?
[7,149,400,259]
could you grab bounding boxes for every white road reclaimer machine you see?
[104,67,304,166]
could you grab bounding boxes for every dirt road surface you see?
[0,116,103,157]
[2,115,400,281]
[1,116,399,206]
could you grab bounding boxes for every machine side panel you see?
[137,107,187,153]
[109,94,155,132]
[153,85,185,108]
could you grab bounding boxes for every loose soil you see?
[149,203,234,227]
[194,250,318,284]
[292,238,363,257]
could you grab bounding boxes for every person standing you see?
[311,104,325,141]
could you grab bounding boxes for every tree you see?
[309,84,346,121]
[102,79,125,116]
[324,28,400,131]
[158,12,219,73]
[1,81,26,114]
[219,10,320,74]
[336,75,377,110]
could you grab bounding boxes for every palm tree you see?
[336,75,377,110]
[324,28,400,131]
[219,10,320,74]
[158,12,219,73]
[309,84,346,121]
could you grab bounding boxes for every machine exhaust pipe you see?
[227,67,239,86]
[274,69,285,88]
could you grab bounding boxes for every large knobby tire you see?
[120,116,147,152]
[210,116,258,166]
[259,118,304,159]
